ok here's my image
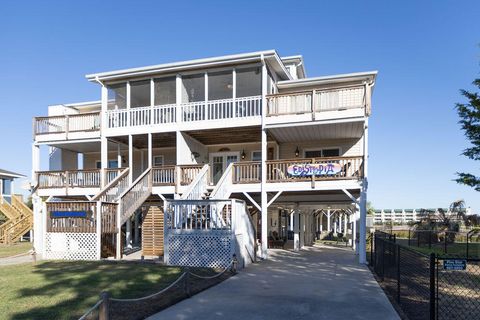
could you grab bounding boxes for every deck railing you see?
[232,156,364,183]
[34,112,101,135]
[267,86,365,116]
[37,169,102,189]
[152,166,176,186]
[105,96,261,129]
[118,168,152,225]
[179,165,204,186]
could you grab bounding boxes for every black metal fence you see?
[370,231,480,320]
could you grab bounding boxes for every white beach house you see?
[32,50,376,266]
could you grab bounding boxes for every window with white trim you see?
[153,155,164,167]
[251,151,262,161]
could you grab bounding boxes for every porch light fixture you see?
[295,146,300,157]
[241,150,246,160]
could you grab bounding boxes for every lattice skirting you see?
[44,232,99,260]
[166,231,233,268]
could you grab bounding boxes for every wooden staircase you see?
[0,195,34,244]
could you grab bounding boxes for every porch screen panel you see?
[154,77,176,105]
[209,70,233,100]
[130,80,150,108]
[236,67,261,98]
[107,83,127,110]
[182,74,205,102]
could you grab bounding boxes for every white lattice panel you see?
[45,232,99,260]
[166,231,233,268]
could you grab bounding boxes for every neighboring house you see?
[32,50,376,266]
[0,169,33,244]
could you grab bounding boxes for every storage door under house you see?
[142,206,164,256]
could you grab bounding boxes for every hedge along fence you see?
[79,260,237,320]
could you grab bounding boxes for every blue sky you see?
[1,1,479,212]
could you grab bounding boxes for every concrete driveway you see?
[148,244,399,320]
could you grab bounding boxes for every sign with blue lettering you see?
[51,211,88,218]
[443,259,467,271]
[287,163,342,176]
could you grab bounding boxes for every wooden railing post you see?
[99,291,110,320]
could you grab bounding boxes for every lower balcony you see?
[233,156,364,184]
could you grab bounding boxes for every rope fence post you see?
[184,268,191,297]
[99,291,110,320]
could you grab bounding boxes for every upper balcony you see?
[265,85,368,125]
[34,112,101,143]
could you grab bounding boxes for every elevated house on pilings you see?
[31,50,376,266]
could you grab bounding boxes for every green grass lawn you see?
[0,261,182,320]
[0,242,33,258]
[395,238,480,258]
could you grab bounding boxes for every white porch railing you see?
[118,168,152,225]
[105,96,261,129]
[182,95,262,122]
[37,169,102,189]
[34,112,101,135]
[267,86,365,116]
[210,163,234,200]
[165,199,232,230]
[180,165,210,200]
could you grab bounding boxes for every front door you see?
[210,152,240,184]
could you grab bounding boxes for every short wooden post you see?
[99,291,110,320]
[184,268,191,297]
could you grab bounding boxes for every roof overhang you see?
[86,50,292,83]
[277,71,378,90]
[281,55,306,79]
[0,169,25,179]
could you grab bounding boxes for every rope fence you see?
[78,259,237,320]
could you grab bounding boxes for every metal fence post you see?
[370,232,374,266]
[408,229,411,247]
[429,253,436,320]
[396,245,401,303]
[466,232,469,259]
[444,233,447,254]
[99,291,110,320]
[429,230,432,249]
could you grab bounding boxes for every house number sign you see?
[287,163,342,176]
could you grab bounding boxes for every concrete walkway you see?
[0,253,36,266]
[149,244,399,320]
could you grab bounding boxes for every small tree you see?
[455,77,480,191]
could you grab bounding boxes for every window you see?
[154,77,176,105]
[153,156,164,167]
[251,151,262,161]
[304,148,340,158]
[96,160,119,169]
[2,179,11,195]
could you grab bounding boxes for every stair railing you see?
[210,163,234,200]
[117,168,152,226]
[180,164,209,200]
[92,168,130,202]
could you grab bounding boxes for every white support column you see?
[128,135,133,184]
[359,188,367,264]
[339,214,343,234]
[101,85,108,187]
[344,212,348,235]
[352,208,358,251]
[96,201,102,260]
[327,209,331,233]
[117,144,122,168]
[260,56,268,259]
[134,211,139,246]
[116,204,122,259]
[176,74,182,122]
[204,72,208,119]
[293,211,300,251]
[319,212,323,232]
[289,210,294,231]
[299,213,305,248]
[148,133,153,168]
[32,144,40,185]
[126,218,132,249]
[126,81,131,126]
